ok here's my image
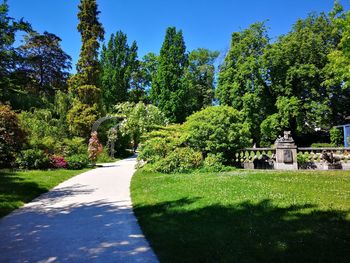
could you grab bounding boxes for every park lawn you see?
[131,169,350,263]
[0,169,89,218]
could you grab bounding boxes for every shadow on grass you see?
[0,170,48,217]
[134,198,350,263]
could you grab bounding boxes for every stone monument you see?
[274,131,298,170]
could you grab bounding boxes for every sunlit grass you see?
[0,169,89,218]
[131,169,350,262]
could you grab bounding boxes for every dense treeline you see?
[217,4,350,146]
[1,0,350,169]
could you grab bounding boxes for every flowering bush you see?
[88,132,102,164]
[49,155,68,169]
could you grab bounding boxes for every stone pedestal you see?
[274,131,298,170]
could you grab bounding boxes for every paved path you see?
[0,157,158,263]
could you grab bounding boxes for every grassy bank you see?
[131,169,350,263]
[0,169,89,218]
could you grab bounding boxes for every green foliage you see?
[16,149,50,169]
[66,154,90,170]
[310,143,333,148]
[100,32,141,110]
[184,106,251,163]
[0,1,31,104]
[297,152,310,165]
[67,100,99,138]
[67,0,104,138]
[75,0,104,86]
[138,125,183,164]
[203,153,226,172]
[323,4,350,124]
[19,109,66,152]
[185,48,219,111]
[18,31,72,98]
[260,13,341,144]
[0,105,27,168]
[153,147,202,173]
[96,148,116,163]
[115,102,168,150]
[151,27,189,123]
[216,22,270,142]
[330,127,343,147]
[61,137,86,156]
[259,97,301,145]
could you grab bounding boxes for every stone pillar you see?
[274,131,298,170]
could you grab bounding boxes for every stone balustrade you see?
[236,131,350,170]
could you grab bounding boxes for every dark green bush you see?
[16,149,50,169]
[153,147,203,173]
[184,106,251,163]
[66,154,90,170]
[0,105,27,168]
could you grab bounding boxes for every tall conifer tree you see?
[151,27,189,123]
[67,0,104,137]
[100,31,139,111]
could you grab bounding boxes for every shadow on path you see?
[0,159,157,263]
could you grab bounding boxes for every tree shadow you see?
[0,184,157,262]
[0,170,48,217]
[133,198,350,263]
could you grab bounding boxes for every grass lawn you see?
[131,169,350,263]
[0,169,89,218]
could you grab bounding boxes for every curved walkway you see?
[0,157,158,263]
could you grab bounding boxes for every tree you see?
[100,31,140,110]
[323,2,350,124]
[18,31,72,98]
[151,27,189,123]
[0,1,31,104]
[261,12,340,144]
[67,0,104,137]
[216,22,271,143]
[75,0,104,86]
[114,102,168,150]
[185,48,219,111]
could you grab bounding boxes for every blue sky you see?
[7,0,350,72]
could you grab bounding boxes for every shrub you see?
[184,106,251,163]
[66,154,90,170]
[203,153,226,172]
[153,147,203,173]
[62,137,86,156]
[96,148,116,163]
[297,152,310,165]
[49,155,68,169]
[330,127,343,147]
[310,143,333,148]
[88,132,103,164]
[0,105,27,168]
[138,125,184,164]
[16,149,50,169]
